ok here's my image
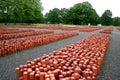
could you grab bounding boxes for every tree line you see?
[0,0,43,24]
[0,1,120,26]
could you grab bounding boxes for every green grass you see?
[0,23,99,27]
[0,23,60,27]
[0,23,119,27]
[0,23,34,26]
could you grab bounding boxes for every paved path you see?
[97,28,120,80]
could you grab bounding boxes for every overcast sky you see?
[41,0,119,17]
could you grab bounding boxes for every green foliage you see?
[1,0,119,26]
[45,8,61,24]
[0,0,43,24]
[69,2,99,25]
[59,8,69,24]
[45,1,99,25]
[45,8,71,24]
[100,10,112,26]
[112,17,120,26]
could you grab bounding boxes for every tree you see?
[59,8,69,24]
[66,1,99,25]
[45,1,99,25]
[112,17,120,26]
[0,0,11,24]
[100,10,112,26]
[45,8,61,24]
[44,8,69,24]
[0,0,43,24]
[22,0,43,23]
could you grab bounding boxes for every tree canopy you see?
[45,2,99,25]
[0,0,43,24]
[0,1,120,26]
[100,10,112,26]
[112,17,120,26]
[44,8,69,24]
[45,8,61,24]
[69,2,99,25]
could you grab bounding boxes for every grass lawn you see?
[0,23,119,28]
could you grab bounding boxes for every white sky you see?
[41,0,120,17]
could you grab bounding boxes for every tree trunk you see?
[4,14,7,25]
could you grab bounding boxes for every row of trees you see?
[0,1,120,26]
[45,2,120,26]
[45,2,99,25]
[0,0,43,24]
[100,10,120,26]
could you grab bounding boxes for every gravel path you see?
[0,28,117,80]
[97,28,120,80]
